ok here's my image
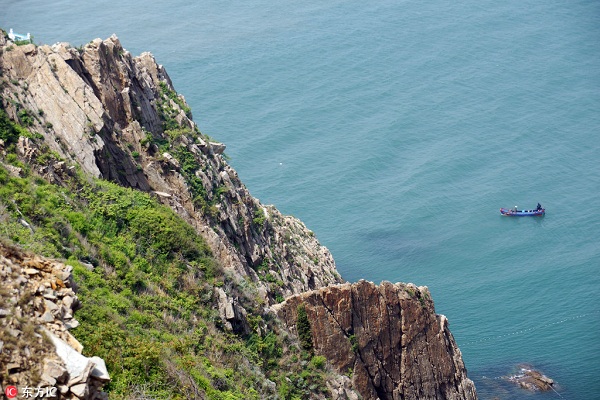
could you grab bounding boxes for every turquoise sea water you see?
[5,1,600,398]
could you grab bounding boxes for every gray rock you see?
[65,319,80,329]
[217,287,235,321]
[62,295,74,310]
[153,191,172,198]
[89,356,110,382]
[40,311,55,322]
[69,383,88,398]
[44,299,59,312]
[162,152,180,169]
[209,142,226,154]
[8,328,20,337]
[40,373,56,387]
[24,268,40,275]
[62,306,73,320]
[42,359,68,383]
[508,365,555,392]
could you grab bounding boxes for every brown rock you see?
[273,281,478,400]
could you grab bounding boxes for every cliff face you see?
[273,281,478,400]
[0,34,342,307]
[1,31,477,399]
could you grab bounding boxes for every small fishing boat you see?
[500,204,545,216]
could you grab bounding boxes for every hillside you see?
[0,29,477,399]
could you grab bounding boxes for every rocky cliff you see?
[273,281,477,400]
[0,33,341,309]
[1,30,477,399]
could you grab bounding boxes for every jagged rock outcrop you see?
[0,34,342,309]
[0,242,109,399]
[273,280,478,400]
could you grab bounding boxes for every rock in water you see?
[507,364,556,392]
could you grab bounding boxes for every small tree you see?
[296,304,313,354]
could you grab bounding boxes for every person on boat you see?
[537,203,542,211]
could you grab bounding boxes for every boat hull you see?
[500,208,545,216]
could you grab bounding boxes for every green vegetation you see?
[0,97,338,399]
[296,305,313,354]
[1,107,29,147]
[0,163,260,397]
[159,81,192,119]
[253,207,266,228]
[349,334,359,353]
[17,109,34,126]
[171,145,219,219]
[150,79,230,221]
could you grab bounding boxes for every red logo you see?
[5,386,18,398]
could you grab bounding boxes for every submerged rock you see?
[507,364,556,392]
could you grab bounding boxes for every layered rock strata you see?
[273,281,478,400]
[0,242,109,399]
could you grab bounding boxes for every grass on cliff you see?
[1,94,331,399]
[0,165,329,399]
[0,165,260,398]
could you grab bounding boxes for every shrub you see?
[17,109,34,127]
[309,355,326,370]
[296,305,313,353]
[349,334,359,353]
[0,108,22,145]
[253,208,266,228]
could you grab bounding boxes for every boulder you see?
[42,359,68,383]
[69,383,88,399]
[44,330,90,379]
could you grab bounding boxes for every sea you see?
[4,1,600,398]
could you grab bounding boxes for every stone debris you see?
[0,242,109,399]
